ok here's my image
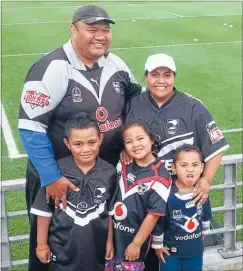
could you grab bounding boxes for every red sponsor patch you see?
[206,121,224,144]
[24,90,51,109]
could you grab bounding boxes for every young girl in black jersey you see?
[109,120,171,271]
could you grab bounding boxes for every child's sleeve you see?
[151,217,165,249]
[147,174,171,216]
[202,198,213,234]
[107,170,119,215]
[30,187,54,217]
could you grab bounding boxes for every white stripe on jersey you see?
[158,137,194,157]
[204,144,229,162]
[64,202,106,227]
[151,181,171,202]
[161,132,194,144]
[66,201,98,215]
[18,119,47,133]
[30,207,52,217]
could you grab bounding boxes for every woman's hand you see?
[192,177,210,206]
[120,150,133,165]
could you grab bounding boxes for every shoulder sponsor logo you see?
[24,90,51,109]
[96,107,122,133]
[173,210,182,220]
[72,86,83,103]
[77,202,88,211]
[166,119,179,135]
[112,82,121,93]
[114,202,128,220]
[94,185,107,204]
[185,200,195,209]
[206,120,224,144]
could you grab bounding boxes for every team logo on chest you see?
[166,119,179,135]
[137,183,148,195]
[112,82,121,93]
[126,173,136,183]
[173,210,183,220]
[71,86,82,103]
[94,185,107,204]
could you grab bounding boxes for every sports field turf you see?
[1,1,242,269]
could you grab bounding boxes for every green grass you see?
[1,0,242,266]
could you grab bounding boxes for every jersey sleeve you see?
[192,102,229,162]
[202,198,212,234]
[107,172,119,214]
[18,56,69,186]
[18,58,68,132]
[147,175,172,216]
[30,187,54,217]
[151,217,166,249]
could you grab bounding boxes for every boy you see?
[30,113,117,271]
[153,145,212,271]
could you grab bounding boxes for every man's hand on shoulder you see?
[46,176,79,209]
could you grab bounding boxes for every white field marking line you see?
[2,3,132,11]
[9,128,243,159]
[167,12,184,17]
[0,100,21,158]
[2,13,241,26]
[2,41,242,58]
[222,128,243,133]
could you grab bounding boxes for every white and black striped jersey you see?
[111,160,171,262]
[126,90,229,172]
[30,156,117,271]
[18,39,142,164]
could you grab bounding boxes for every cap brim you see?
[80,17,115,24]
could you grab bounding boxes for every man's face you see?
[71,21,112,61]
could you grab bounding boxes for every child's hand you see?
[105,240,114,260]
[155,247,170,263]
[36,244,51,264]
[125,242,141,261]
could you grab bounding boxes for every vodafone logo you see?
[114,202,127,220]
[96,107,108,122]
[95,107,122,133]
[183,217,199,233]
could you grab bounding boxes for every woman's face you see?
[145,67,175,105]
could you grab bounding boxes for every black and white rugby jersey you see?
[18,39,142,163]
[30,156,117,271]
[125,90,229,172]
[111,160,171,262]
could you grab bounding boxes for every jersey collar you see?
[148,87,177,109]
[63,39,108,71]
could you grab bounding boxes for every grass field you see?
[1,1,242,269]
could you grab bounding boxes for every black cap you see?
[72,5,115,25]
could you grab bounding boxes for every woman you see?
[124,53,229,270]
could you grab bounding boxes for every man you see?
[18,5,142,271]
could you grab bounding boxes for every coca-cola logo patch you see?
[24,90,51,109]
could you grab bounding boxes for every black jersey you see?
[30,156,117,271]
[126,90,229,172]
[111,160,171,262]
[19,40,142,163]
[152,183,212,258]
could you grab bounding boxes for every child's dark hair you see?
[64,112,100,139]
[122,119,161,154]
[173,144,203,163]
